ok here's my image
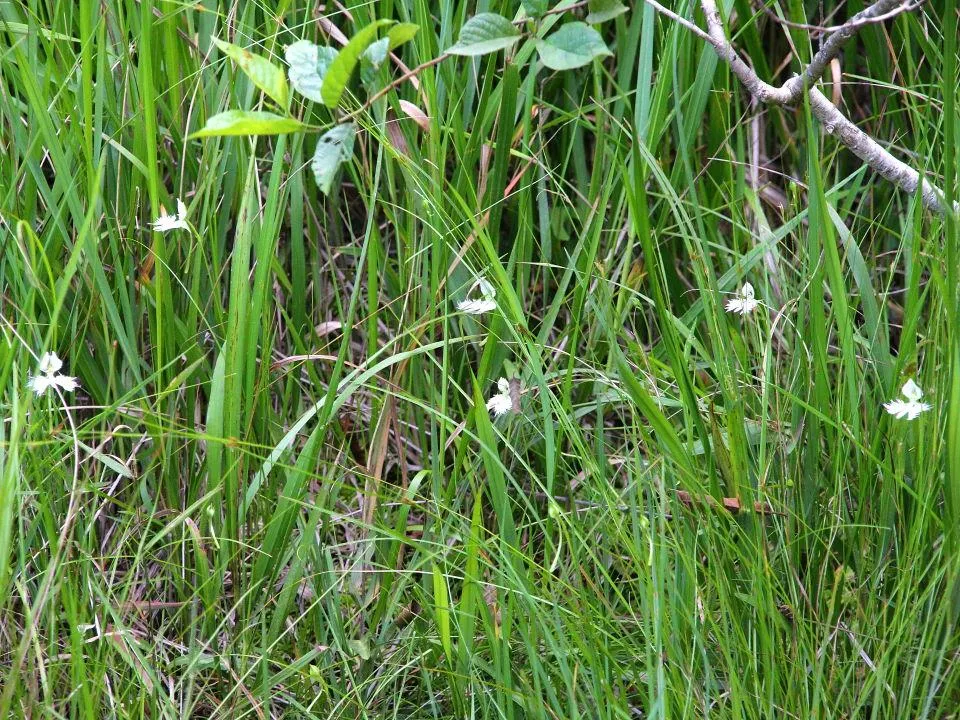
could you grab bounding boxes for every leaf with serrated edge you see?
[214,38,289,108]
[536,23,612,71]
[189,110,305,138]
[447,13,521,57]
[312,123,356,194]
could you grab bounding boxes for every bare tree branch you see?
[700,0,914,103]
[646,0,953,215]
[700,0,797,104]
[807,88,949,213]
[792,0,910,96]
[756,0,924,37]
[642,0,715,44]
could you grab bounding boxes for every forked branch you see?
[647,0,953,215]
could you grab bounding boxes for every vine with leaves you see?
[191,1,627,195]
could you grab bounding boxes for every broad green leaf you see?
[363,37,390,69]
[361,38,390,88]
[521,0,548,17]
[387,23,419,50]
[213,38,289,108]
[536,22,611,70]
[285,40,338,103]
[311,123,356,194]
[189,110,305,138]
[321,19,394,108]
[586,0,629,23]
[361,25,418,88]
[447,13,521,56]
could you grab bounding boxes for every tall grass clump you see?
[1,0,958,717]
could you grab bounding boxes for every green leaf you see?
[536,22,612,70]
[2,22,78,42]
[311,123,356,195]
[285,40,338,103]
[362,37,390,69]
[77,440,133,479]
[189,110,305,138]
[169,652,226,672]
[213,38,289,108]
[431,563,453,661]
[521,0,548,17]
[387,23,419,50]
[361,38,390,88]
[447,13,521,56]
[586,0,629,24]
[348,638,371,660]
[321,19,394,108]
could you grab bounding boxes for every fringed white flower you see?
[883,378,931,420]
[27,352,79,396]
[725,282,759,316]
[457,278,497,315]
[151,198,189,232]
[486,378,513,418]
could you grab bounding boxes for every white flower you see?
[151,198,188,232]
[38,352,63,375]
[457,298,497,314]
[457,278,497,315]
[725,282,759,316]
[486,377,513,418]
[27,352,79,396]
[883,378,931,420]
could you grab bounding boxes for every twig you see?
[539,0,590,20]
[642,0,715,44]
[793,0,912,95]
[676,489,782,516]
[531,490,783,517]
[701,0,908,102]
[351,0,584,116]
[349,54,448,118]
[699,0,792,102]
[807,87,948,212]
[642,0,953,215]
[756,0,924,36]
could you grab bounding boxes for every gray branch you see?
[790,0,909,97]
[650,0,954,215]
[808,88,950,214]
[700,0,796,104]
